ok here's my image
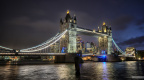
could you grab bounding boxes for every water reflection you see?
[0,61,144,80]
[125,61,144,78]
[57,64,75,79]
[0,65,19,80]
[102,62,109,80]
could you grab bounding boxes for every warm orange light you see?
[93,29,95,32]
[99,30,102,32]
[62,35,65,38]
[138,58,141,60]
[103,22,106,25]
[74,20,76,23]
[104,29,107,32]
[67,10,69,14]
[14,57,17,59]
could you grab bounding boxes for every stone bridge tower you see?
[98,22,113,54]
[60,10,77,53]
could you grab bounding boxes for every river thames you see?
[0,61,144,80]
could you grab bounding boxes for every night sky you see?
[0,0,144,50]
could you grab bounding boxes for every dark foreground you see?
[0,61,144,80]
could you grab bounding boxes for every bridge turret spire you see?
[67,10,69,14]
[103,22,106,26]
[102,22,108,33]
[60,18,63,24]
[109,26,112,30]
[98,26,100,32]
[74,14,77,24]
[65,10,71,22]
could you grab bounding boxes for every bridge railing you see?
[0,53,15,56]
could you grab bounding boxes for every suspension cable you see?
[20,33,60,51]
[0,46,13,50]
[20,30,68,52]
[112,38,124,54]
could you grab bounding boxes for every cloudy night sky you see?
[0,0,144,50]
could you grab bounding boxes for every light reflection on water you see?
[0,61,144,80]
[102,62,109,80]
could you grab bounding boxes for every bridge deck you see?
[0,53,103,56]
[0,53,66,56]
[0,53,135,57]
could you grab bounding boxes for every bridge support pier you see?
[106,55,120,61]
[54,55,65,63]
[54,53,82,63]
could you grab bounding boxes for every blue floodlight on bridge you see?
[102,50,106,55]
[61,47,66,53]
[102,55,106,62]
[103,55,106,58]
[77,53,81,56]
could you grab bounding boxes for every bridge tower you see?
[60,10,77,53]
[107,26,113,55]
[98,22,113,54]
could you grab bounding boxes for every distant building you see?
[81,41,86,53]
[77,36,83,52]
[86,42,91,48]
[125,47,136,56]
[50,42,60,53]
[85,42,97,53]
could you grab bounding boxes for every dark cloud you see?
[118,36,144,49]
[111,15,134,30]
[138,26,144,32]
[0,16,59,49]
[6,16,58,32]
[136,17,144,25]
[131,43,144,49]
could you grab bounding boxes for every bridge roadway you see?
[0,53,66,56]
[0,53,135,58]
[0,53,102,57]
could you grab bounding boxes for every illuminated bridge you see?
[0,10,135,62]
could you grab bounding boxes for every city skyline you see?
[0,0,144,50]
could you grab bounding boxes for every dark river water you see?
[0,61,144,80]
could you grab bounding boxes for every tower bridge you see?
[0,10,135,62]
[59,10,113,54]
